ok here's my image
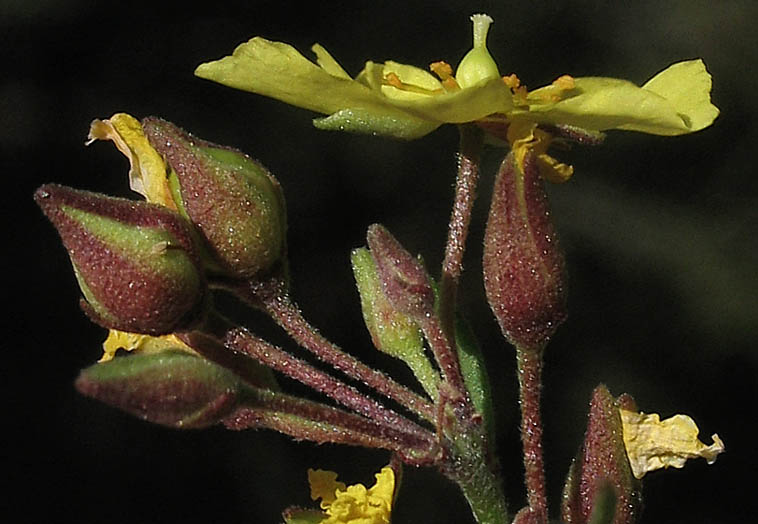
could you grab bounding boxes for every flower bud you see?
[365,224,435,320]
[483,149,567,351]
[35,184,206,335]
[456,14,500,89]
[75,351,243,429]
[351,247,439,398]
[561,385,642,524]
[142,117,287,279]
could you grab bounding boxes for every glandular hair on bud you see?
[483,150,567,351]
[35,184,206,335]
[142,117,286,280]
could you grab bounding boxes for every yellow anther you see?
[552,74,575,90]
[502,73,521,89]
[430,61,454,81]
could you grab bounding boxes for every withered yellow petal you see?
[620,408,725,479]
[307,466,394,524]
[101,329,196,362]
[88,113,175,207]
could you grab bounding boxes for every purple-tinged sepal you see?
[142,117,287,280]
[365,224,435,320]
[483,149,567,351]
[75,351,243,429]
[561,385,642,524]
[35,184,206,335]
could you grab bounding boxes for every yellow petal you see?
[311,44,351,80]
[87,113,175,207]
[641,59,719,133]
[197,38,402,120]
[101,329,195,362]
[620,408,725,479]
[522,60,718,135]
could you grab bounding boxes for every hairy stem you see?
[259,288,437,423]
[439,124,484,337]
[516,347,548,522]
[226,327,435,444]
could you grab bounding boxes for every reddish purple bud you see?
[35,184,206,335]
[75,352,242,429]
[483,150,567,351]
[366,224,435,319]
[561,385,642,524]
[142,117,287,279]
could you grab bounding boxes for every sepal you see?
[365,224,435,320]
[561,385,641,524]
[35,184,206,335]
[483,149,567,350]
[142,117,287,279]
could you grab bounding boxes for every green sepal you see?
[314,109,439,140]
[351,247,439,398]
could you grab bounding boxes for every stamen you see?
[502,73,521,89]
[552,74,575,90]
[513,85,529,105]
[385,72,404,89]
[430,61,454,80]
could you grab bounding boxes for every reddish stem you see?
[439,125,484,337]
[226,328,435,444]
[257,287,437,423]
[223,388,433,461]
[516,347,548,523]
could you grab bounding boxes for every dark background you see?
[6,1,756,522]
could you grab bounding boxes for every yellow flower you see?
[306,466,395,524]
[620,408,725,479]
[195,14,718,140]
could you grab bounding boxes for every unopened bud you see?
[365,224,435,320]
[483,150,567,351]
[561,385,642,524]
[142,117,287,279]
[351,247,439,398]
[35,184,206,335]
[75,351,242,428]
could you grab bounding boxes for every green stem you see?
[443,395,509,524]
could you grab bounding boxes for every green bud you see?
[35,184,206,335]
[561,385,642,524]
[75,351,244,428]
[142,117,287,279]
[351,247,439,398]
[456,14,500,89]
[483,150,567,351]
